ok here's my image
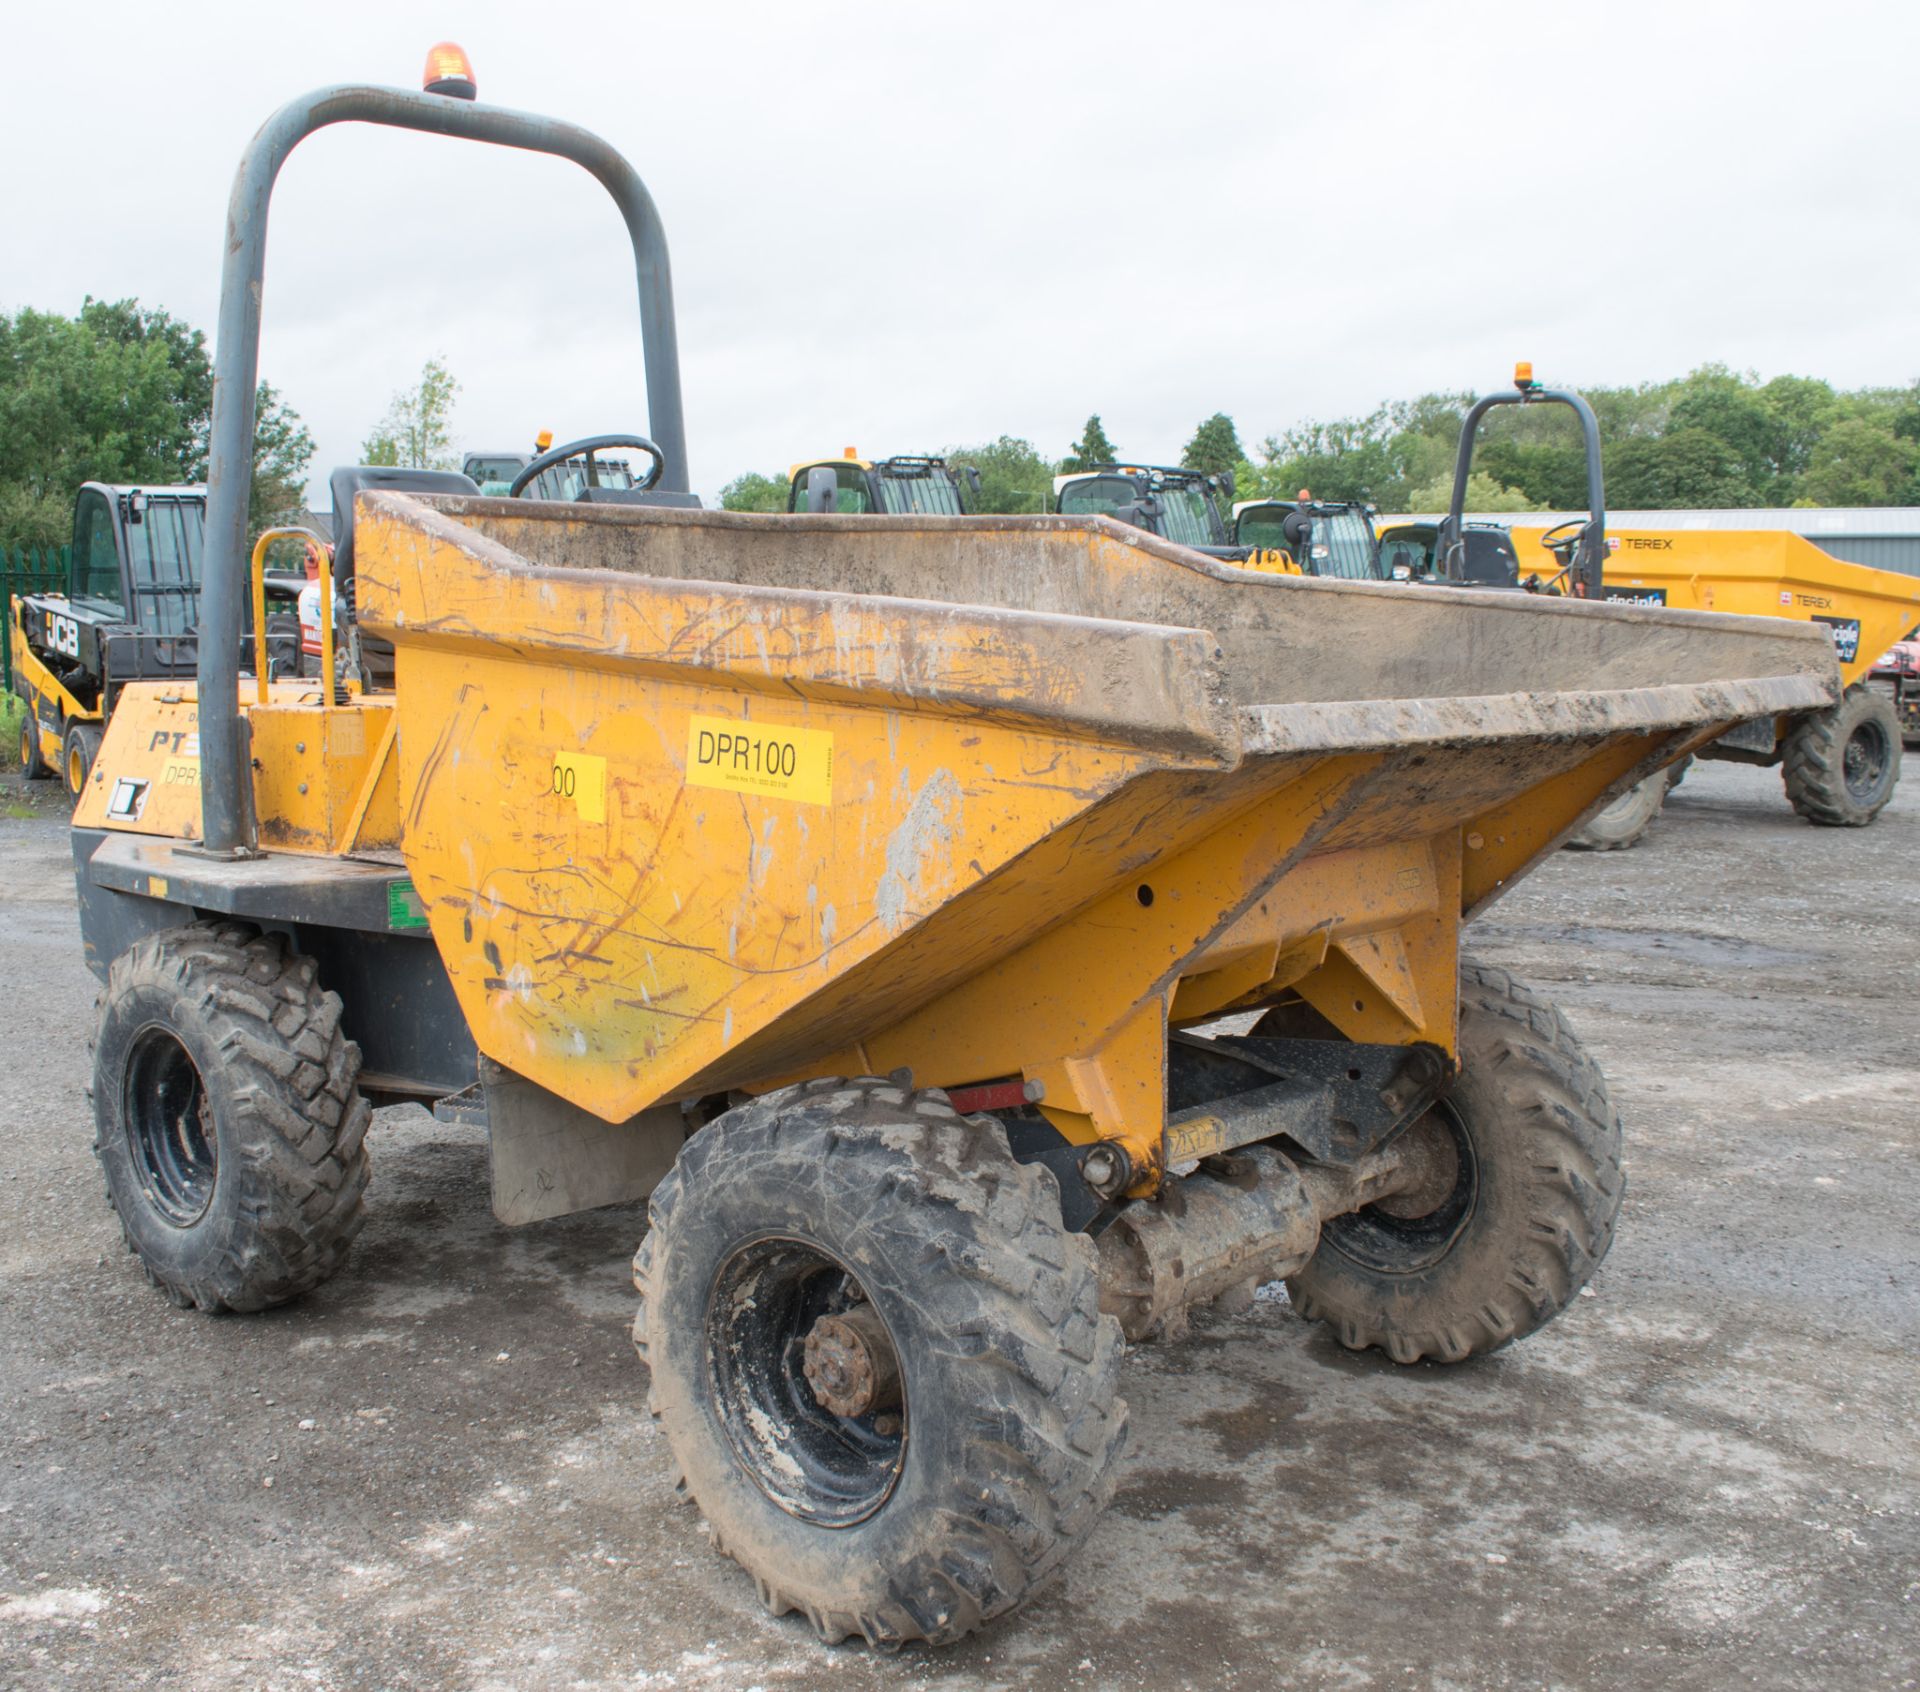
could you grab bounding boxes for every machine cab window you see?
[1378,528,1435,579]
[1235,505,1292,552]
[1157,484,1225,549]
[126,496,205,636]
[71,488,125,615]
[1316,509,1382,581]
[873,464,965,516]
[787,463,873,514]
[462,455,525,492]
[1056,476,1138,520]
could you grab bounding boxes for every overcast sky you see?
[3,0,1915,507]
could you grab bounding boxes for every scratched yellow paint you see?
[74,680,399,852]
[348,505,1194,1127]
[381,635,1167,1127]
[322,494,1766,1184]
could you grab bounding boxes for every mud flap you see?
[472,1059,684,1224]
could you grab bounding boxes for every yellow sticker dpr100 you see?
[685,714,833,806]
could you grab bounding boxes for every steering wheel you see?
[507,433,665,498]
[1536,518,1589,555]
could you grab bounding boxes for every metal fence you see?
[1,546,68,695]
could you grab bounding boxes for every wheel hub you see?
[124,1025,218,1227]
[1844,721,1888,801]
[1374,1112,1460,1219]
[706,1238,908,1526]
[802,1304,901,1418]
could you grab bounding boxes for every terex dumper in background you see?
[1516,521,1920,834]
[1419,365,1918,845]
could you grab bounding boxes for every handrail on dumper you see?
[1437,365,1607,600]
[248,528,335,705]
[197,76,687,857]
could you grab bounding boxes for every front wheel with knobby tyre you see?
[1781,684,1901,827]
[1286,957,1624,1364]
[632,1077,1127,1649]
[90,922,372,1312]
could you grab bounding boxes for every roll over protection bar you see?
[1436,380,1606,599]
[198,81,687,856]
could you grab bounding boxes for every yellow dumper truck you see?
[1512,523,1920,836]
[1418,366,1919,846]
[68,57,1840,1649]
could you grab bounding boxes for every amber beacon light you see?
[423,42,478,100]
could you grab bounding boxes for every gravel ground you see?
[1,758,1915,1691]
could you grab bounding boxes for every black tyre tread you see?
[1288,957,1624,1364]
[632,1075,1127,1649]
[62,720,101,800]
[1782,684,1901,827]
[90,921,370,1312]
[18,711,52,780]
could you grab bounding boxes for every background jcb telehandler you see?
[1232,495,1387,580]
[68,48,1839,1652]
[787,449,979,515]
[11,480,303,797]
[1052,461,1248,557]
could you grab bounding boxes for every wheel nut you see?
[801,1303,901,1419]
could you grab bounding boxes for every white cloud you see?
[3,0,1914,507]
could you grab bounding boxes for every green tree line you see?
[0,297,314,548]
[721,369,1920,515]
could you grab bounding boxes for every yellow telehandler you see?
[787,449,978,514]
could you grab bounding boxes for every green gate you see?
[1,546,68,695]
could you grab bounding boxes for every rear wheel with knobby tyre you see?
[90,922,372,1313]
[1782,684,1901,827]
[1284,958,1625,1363]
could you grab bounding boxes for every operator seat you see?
[329,465,481,687]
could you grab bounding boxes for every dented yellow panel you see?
[388,634,1167,1126]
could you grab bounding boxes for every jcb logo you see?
[47,613,80,658]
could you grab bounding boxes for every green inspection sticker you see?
[386,879,429,931]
